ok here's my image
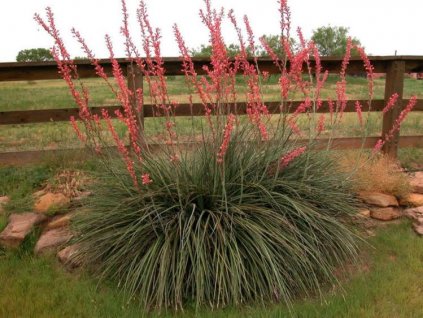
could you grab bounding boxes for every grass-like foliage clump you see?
[73,134,359,309]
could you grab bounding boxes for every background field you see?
[1,74,422,168]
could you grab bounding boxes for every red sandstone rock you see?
[404,206,423,220]
[0,196,10,214]
[413,223,423,236]
[57,244,81,268]
[45,214,72,230]
[34,227,73,255]
[0,213,46,248]
[34,192,70,213]
[358,192,399,207]
[358,209,371,217]
[399,194,423,207]
[410,172,423,194]
[370,207,402,221]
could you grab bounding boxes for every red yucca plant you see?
[36,0,415,311]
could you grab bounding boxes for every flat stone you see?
[358,192,399,207]
[399,194,423,207]
[0,213,46,248]
[413,223,423,236]
[358,209,371,217]
[0,196,9,205]
[404,206,423,220]
[0,196,10,214]
[365,229,376,237]
[57,244,80,268]
[34,227,73,255]
[410,172,423,194]
[370,207,402,221]
[45,214,72,230]
[34,192,70,214]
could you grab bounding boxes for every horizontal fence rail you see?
[1,56,423,82]
[0,56,423,165]
[1,100,423,125]
[1,136,422,166]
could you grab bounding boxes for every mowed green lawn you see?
[1,221,422,318]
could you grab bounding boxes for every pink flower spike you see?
[383,93,399,114]
[383,95,417,142]
[355,101,363,127]
[317,114,325,133]
[217,114,236,163]
[70,116,86,142]
[372,139,384,154]
[279,146,306,169]
[142,173,152,185]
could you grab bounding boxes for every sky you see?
[1,0,422,62]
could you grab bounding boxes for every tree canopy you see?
[16,48,54,62]
[187,26,364,59]
[190,43,243,58]
[190,34,296,58]
[311,26,361,56]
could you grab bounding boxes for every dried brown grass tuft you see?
[44,170,90,198]
[338,152,411,198]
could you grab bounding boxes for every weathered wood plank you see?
[127,64,145,147]
[2,56,423,82]
[382,60,405,157]
[0,99,403,125]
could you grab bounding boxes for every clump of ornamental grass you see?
[35,0,417,311]
[73,130,360,310]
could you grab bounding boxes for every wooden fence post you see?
[127,63,144,145]
[381,60,405,158]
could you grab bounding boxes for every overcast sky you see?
[1,0,422,62]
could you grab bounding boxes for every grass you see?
[0,160,99,213]
[1,75,422,112]
[0,215,7,232]
[0,222,422,317]
[0,164,56,213]
[399,148,423,170]
[0,75,422,153]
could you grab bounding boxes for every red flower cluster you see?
[279,146,306,169]
[355,101,363,127]
[383,93,399,114]
[141,173,152,185]
[217,114,236,163]
[373,96,418,152]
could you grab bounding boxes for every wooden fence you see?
[0,56,423,165]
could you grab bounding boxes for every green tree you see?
[16,48,54,62]
[256,34,297,57]
[311,26,361,56]
[74,56,89,61]
[190,35,296,59]
[190,43,242,58]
